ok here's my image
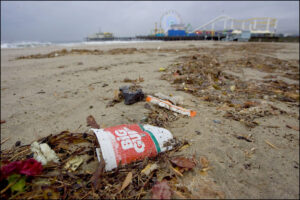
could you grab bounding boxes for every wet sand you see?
[1,41,299,198]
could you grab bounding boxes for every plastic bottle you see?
[91,124,174,171]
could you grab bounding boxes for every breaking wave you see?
[1,41,52,49]
[1,40,161,49]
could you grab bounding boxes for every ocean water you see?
[1,40,161,49]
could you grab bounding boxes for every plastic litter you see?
[146,95,196,117]
[91,124,175,171]
[30,142,59,165]
[119,86,144,105]
[213,119,221,124]
[64,156,84,172]
[141,163,158,176]
[154,92,184,105]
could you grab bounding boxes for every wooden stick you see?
[0,177,20,194]
[1,137,10,145]
[54,179,72,186]
[265,140,279,149]
[9,148,30,161]
[80,191,91,200]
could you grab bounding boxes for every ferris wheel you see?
[160,10,183,33]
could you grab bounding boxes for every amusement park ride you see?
[86,10,280,41]
[150,10,278,40]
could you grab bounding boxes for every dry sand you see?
[1,41,299,198]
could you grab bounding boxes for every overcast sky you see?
[1,1,299,42]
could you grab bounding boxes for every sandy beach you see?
[1,41,299,198]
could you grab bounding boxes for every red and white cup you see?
[92,124,173,171]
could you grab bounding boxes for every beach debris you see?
[90,161,106,189]
[107,48,138,55]
[57,65,66,68]
[140,116,148,123]
[265,140,279,149]
[159,67,166,72]
[88,85,95,91]
[119,171,133,193]
[1,137,10,145]
[6,174,26,193]
[92,124,174,171]
[144,103,152,110]
[1,159,43,180]
[146,95,196,117]
[170,156,196,169]
[178,143,190,151]
[113,89,123,102]
[154,92,184,105]
[0,127,207,199]
[230,85,236,92]
[16,49,105,60]
[195,131,202,135]
[30,142,59,165]
[235,135,253,142]
[147,105,180,127]
[200,156,209,169]
[152,180,172,199]
[64,156,84,172]
[160,45,299,129]
[106,89,124,107]
[102,83,109,87]
[213,119,221,124]
[170,165,184,177]
[141,163,158,176]
[1,120,6,124]
[86,115,100,129]
[286,124,299,131]
[15,141,21,147]
[37,90,45,94]
[123,76,144,83]
[119,85,145,105]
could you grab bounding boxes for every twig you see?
[80,191,91,200]
[54,179,72,186]
[265,140,279,149]
[0,176,21,194]
[9,148,30,161]
[263,125,279,128]
[1,137,10,145]
[170,166,183,177]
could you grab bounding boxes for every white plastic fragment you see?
[30,141,59,165]
[141,163,158,176]
[64,156,83,172]
[154,92,184,105]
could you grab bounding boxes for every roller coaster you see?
[150,10,278,37]
[192,15,278,35]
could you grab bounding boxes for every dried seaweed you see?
[161,43,299,128]
[1,131,210,199]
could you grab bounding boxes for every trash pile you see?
[161,45,299,128]
[105,80,196,129]
[0,121,224,199]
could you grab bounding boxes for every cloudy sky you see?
[1,1,299,42]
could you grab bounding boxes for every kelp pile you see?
[1,130,223,199]
[161,44,299,128]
